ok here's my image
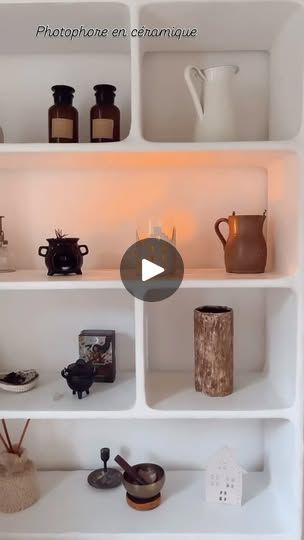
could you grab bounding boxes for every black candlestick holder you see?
[87,448,122,489]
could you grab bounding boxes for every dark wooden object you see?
[194,306,233,397]
[114,455,145,485]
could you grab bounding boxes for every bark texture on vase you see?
[194,305,233,397]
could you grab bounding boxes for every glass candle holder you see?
[136,219,176,245]
[135,220,177,275]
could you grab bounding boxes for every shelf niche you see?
[0,151,298,276]
[0,418,298,539]
[0,2,131,143]
[144,287,297,412]
[0,289,136,416]
[140,1,304,142]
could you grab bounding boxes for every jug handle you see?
[184,65,205,120]
[214,218,229,248]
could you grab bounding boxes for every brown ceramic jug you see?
[214,211,267,273]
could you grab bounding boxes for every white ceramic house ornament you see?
[206,447,246,505]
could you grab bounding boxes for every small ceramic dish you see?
[0,370,39,393]
[122,463,165,499]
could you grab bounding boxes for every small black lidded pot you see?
[90,84,120,143]
[38,230,89,276]
[49,85,79,143]
[61,359,96,399]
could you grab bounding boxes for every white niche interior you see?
[0,289,136,416]
[0,2,131,143]
[140,1,304,142]
[0,418,297,539]
[144,287,297,413]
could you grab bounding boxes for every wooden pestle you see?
[114,455,146,485]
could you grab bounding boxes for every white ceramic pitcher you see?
[184,65,239,142]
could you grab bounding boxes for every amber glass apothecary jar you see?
[49,85,78,143]
[90,84,120,143]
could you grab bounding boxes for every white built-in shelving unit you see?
[0,0,303,539]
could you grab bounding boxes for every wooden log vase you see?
[194,305,233,397]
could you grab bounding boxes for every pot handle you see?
[79,245,89,256]
[214,218,229,248]
[38,246,48,257]
[61,369,67,379]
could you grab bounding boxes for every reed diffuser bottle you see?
[0,420,39,513]
[90,84,120,143]
[49,85,78,143]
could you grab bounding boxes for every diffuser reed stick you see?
[0,419,31,455]
[16,419,30,456]
[0,432,10,452]
[1,419,13,453]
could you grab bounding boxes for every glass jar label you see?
[52,118,73,139]
[92,118,114,139]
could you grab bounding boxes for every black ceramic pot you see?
[61,359,96,399]
[38,237,89,276]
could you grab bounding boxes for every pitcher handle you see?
[184,65,205,120]
[214,218,229,248]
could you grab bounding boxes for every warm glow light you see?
[0,150,297,271]
[162,211,197,243]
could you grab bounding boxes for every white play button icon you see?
[142,258,164,282]
[120,238,184,302]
